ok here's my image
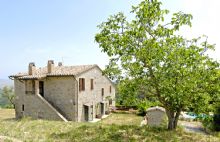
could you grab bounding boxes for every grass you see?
[0,108,15,120]
[100,113,142,125]
[0,109,219,142]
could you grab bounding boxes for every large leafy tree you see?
[116,78,159,109]
[95,0,219,130]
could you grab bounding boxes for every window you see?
[90,79,94,90]
[79,78,85,91]
[109,86,112,93]
[101,88,104,96]
[22,104,24,111]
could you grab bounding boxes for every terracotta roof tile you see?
[10,64,97,79]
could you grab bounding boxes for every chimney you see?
[58,62,63,66]
[47,60,54,73]
[28,62,36,75]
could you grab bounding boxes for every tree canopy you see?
[95,0,219,130]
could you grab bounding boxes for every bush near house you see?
[213,104,220,131]
[137,100,160,116]
[202,103,220,132]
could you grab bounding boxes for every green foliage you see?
[137,99,160,115]
[116,79,139,107]
[201,102,220,132]
[202,115,214,131]
[116,78,161,114]
[137,100,149,115]
[95,0,220,130]
[0,89,9,107]
[0,86,15,108]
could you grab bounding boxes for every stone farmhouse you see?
[9,60,115,122]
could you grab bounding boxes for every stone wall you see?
[23,94,65,120]
[44,76,77,121]
[14,79,65,120]
[77,66,115,122]
[14,79,25,118]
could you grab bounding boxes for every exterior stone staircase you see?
[47,100,71,121]
[36,94,68,122]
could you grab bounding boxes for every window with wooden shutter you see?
[91,79,94,90]
[79,78,85,91]
[79,78,82,91]
[82,78,85,90]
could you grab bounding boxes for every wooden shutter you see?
[91,79,94,90]
[79,78,85,91]
[82,78,85,90]
[109,85,112,93]
[79,78,82,91]
[102,88,104,96]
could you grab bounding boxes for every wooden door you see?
[84,106,89,121]
[39,81,44,97]
[101,103,104,116]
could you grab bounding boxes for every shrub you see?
[202,102,220,132]
[137,100,159,116]
[96,114,102,119]
[137,101,148,116]
[213,105,220,131]
[105,111,110,115]
[202,115,214,132]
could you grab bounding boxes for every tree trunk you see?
[174,109,181,129]
[166,109,181,130]
[168,117,175,130]
[166,109,174,130]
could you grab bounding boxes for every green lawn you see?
[0,109,219,142]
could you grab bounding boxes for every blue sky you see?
[0,0,220,79]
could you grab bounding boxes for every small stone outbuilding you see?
[146,106,167,127]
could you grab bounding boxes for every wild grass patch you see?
[0,109,219,142]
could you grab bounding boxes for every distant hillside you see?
[0,79,13,88]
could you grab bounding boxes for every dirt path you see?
[0,136,22,142]
[179,121,206,134]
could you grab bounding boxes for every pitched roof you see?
[10,64,97,79]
